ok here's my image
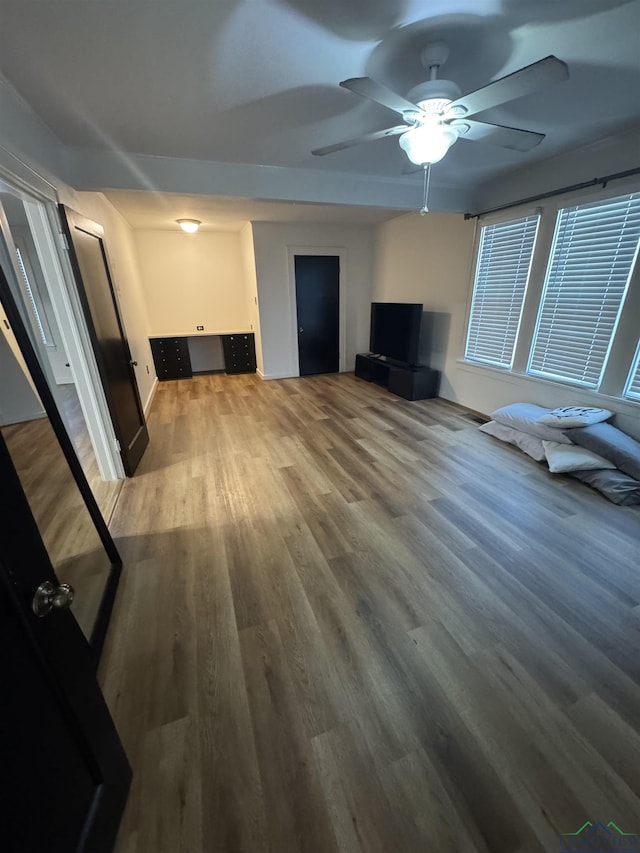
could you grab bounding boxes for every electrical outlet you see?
[196,325,204,331]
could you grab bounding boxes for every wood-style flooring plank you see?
[99,372,640,853]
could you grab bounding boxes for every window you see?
[528,192,640,388]
[625,343,640,401]
[465,215,539,368]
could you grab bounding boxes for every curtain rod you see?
[464,166,640,220]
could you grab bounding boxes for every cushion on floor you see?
[564,421,640,481]
[490,403,572,444]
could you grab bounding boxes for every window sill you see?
[456,358,640,418]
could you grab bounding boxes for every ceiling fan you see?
[312,42,569,169]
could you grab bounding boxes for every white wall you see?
[472,124,640,214]
[70,191,157,414]
[373,211,477,401]
[251,221,374,379]
[0,319,44,426]
[134,230,251,340]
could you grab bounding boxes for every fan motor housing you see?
[406,78,461,110]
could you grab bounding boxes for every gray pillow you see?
[478,420,546,461]
[491,403,572,444]
[564,422,640,481]
[569,468,640,506]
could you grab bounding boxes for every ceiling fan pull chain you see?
[420,164,431,215]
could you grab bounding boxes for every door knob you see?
[298,327,304,334]
[130,360,138,367]
[32,581,75,617]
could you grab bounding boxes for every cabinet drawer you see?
[221,334,256,374]
[149,337,193,381]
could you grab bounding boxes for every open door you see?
[59,206,148,475]
[0,428,131,852]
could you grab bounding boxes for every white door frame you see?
[287,246,347,377]
[0,177,124,480]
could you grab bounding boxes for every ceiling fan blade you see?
[451,119,545,151]
[446,55,569,118]
[340,77,421,117]
[311,125,407,157]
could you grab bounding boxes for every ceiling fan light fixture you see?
[416,97,453,116]
[399,124,459,166]
[406,78,461,108]
[176,218,201,233]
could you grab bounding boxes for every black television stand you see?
[354,353,439,401]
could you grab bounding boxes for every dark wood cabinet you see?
[150,334,257,380]
[221,333,257,374]
[150,337,192,380]
[355,353,439,401]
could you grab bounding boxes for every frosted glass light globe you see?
[399,125,459,166]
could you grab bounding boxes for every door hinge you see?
[115,439,121,452]
[59,232,70,252]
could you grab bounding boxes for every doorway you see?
[294,254,341,376]
[0,182,126,520]
[59,206,149,476]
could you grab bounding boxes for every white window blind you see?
[465,215,539,368]
[15,246,48,346]
[625,344,640,401]
[528,192,640,388]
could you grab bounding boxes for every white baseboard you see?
[143,377,159,418]
[257,370,298,380]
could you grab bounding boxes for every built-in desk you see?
[150,332,256,380]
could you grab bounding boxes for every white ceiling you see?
[0,0,639,216]
[100,190,405,231]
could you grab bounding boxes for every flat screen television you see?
[370,302,423,366]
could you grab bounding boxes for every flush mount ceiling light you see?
[176,219,201,233]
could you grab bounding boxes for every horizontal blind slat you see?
[465,215,539,367]
[528,191,640,387]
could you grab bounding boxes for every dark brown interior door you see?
[0,431,131,852]
[59,206,148,475]
[295,255,340,376]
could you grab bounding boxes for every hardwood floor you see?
[100,372,640,853]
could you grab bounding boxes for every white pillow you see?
[542,440,617,474]
[537,406,612,428]
[490,403,572,444]
[479,420,546,461]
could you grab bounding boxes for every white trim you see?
[286,246,347,377]
[258,370,296,380]
[143,376,159,417]
[0,144,59,204]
